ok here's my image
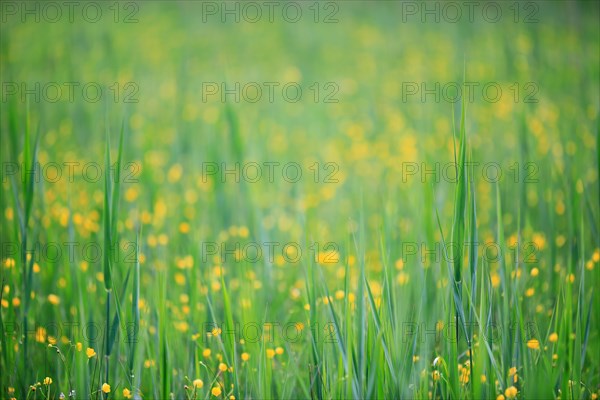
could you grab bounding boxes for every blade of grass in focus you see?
[128,229,141,396]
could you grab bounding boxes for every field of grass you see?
[1,1,599,399]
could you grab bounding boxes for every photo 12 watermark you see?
[1,161,141,185]
[2,240,140,265]
[399,240,540,265]
[401,82,539,104]
[199,1,339,23]
[200,240,340,264]
[200,82,339,104]
[400,161,539,184]
[201,161,340,184]
[1,81,139,103]
[1,1,140,24]
[398,2,539,24]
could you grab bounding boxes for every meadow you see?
[0,1,599,399]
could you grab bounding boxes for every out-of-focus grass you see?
[1,2,599,399]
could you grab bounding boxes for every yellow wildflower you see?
[86,347,96,358]
[193,379,203,388]
[527,339,540,350]
[505,386,518,399]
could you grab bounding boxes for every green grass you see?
[1,2,599,399]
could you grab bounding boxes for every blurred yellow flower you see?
[86,347,96,358]
[549,333,558,343]
[395,259,404,270]
[505,386,518,398]
[527,339,540,350]
[123,388,132,398]
[491,273,501,288]
[241,352,250,361]
[397,272,409,285]
[43,377,52,385]
[101,383,110,393]
[193,379,203,388]
[211,386,222,397]
[179,222,190,233]
[47,294,60,305]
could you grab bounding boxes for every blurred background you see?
[1,1,599,399]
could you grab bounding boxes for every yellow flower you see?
[203,348,211,357]
[179,222,190,233]
[497,395,505,400]
[86,347,96,358]
[397,271,409,285]
[549,333,558,343]
[218,363,228,372]
[47,294,60,305]
[193,379,203,388]
[43,377,52,385]
[101,383,111,393]
[275,346,284,355]
[241,352,250,361]
[211,386,222,397]
[76,342,83,351]
[505,386,518,398]
[491,273,501,288]
[123,388,132,399]
[527,339,540,350]
[395,258,404,270]
[266,349,275,359]
[530,267,539,277]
